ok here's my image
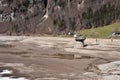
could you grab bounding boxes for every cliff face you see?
[0,0,120,35]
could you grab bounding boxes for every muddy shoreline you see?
[0,36,119,80]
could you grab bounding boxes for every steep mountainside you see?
[0,0,120,35]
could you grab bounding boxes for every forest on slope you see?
[0,0,120,35]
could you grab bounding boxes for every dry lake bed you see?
[0,36,119,80]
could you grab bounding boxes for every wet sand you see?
[0,36,119,80]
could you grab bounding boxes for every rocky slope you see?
[0,0,120,35]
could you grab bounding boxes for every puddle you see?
[51,53,94,60]
[0,67,29,80]
[9,52,30,55]
[0,41,13,48]
[53,54,75,59]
